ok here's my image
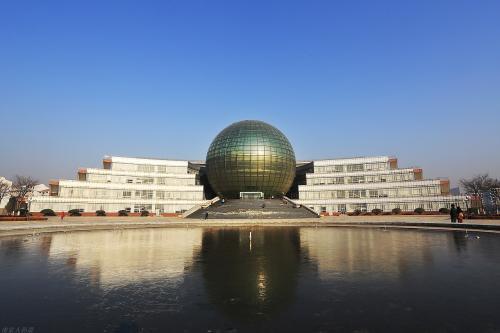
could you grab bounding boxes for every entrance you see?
[240,192,264,200]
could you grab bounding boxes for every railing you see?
[203,196,220,208]
[181,196,220,218]
[282,196,320,217]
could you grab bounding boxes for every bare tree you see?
[460,174,498,213]
[490,179,500,214]
[0,179,11,206]
[5,197,17,216]
[11,175,38,198]
[7,176,38,216]
[460,174,493,195]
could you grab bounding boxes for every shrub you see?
[40,209,56,216]
[392,208,402,215]
[438,207,450,214]
[96,210,106,216]
[141,210,150,217]
[352,209,362,216]
[414,207,425,214]
[68,209,81,216]
[118,210,128,216]
[371,208,383,215]
[467,208,479,215]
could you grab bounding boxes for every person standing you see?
[450,204,458,223]
[457,206,464,223]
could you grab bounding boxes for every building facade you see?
[30,155,467,215]
[295,156,466,214]
[28,120,468,215]
[30,156,206,215]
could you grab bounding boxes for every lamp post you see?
[465,196,469,217]
[19,185,27,217]
[27,196,32,222]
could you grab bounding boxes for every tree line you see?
[460,174,500,214]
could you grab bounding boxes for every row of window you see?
[300,186,441,200]
[86,174,195,186]
[314,162,388,174]
[308,172,415,185]
[59,188,203,200]
[311,201,463,213]
[111,163,187,174]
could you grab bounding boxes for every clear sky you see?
[1,0,499,186]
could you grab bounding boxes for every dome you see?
[206,120,296,198]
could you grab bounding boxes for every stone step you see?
[186,199,319,219]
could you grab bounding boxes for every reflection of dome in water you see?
[198,228,301,321]
[206,120,296,198]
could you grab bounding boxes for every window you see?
[346,164,364,172]
[134,190,153,199]
[350,203,367,212]
[352,176,364,183]
[139,178,153,184]
[349,190,361,198]
[123,191,131,198]
[138,165,154,172]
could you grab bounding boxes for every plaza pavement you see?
[1,215,500,237]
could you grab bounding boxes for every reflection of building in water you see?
[48,229,202,288]
[197,228,301,321]
[300,228,442,280]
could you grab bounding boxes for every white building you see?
[30,155,467,215]
[31,156,207,215]
[295,156,467,214]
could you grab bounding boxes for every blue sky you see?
[1,0,499,185]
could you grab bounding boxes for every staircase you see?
[185,198,319,219]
